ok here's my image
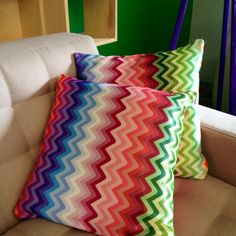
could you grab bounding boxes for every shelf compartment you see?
[0,0,117,46]
[83,0,117,46]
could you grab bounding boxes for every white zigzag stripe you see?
[58,85,119,227]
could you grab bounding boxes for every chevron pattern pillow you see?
[74,39,208,179]
[15,75,190,236]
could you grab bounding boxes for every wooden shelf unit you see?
[0,0,117,46]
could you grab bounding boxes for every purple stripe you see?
[217,0,231,111]
[169,0,189,51]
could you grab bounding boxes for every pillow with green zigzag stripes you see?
[15,75,191,236]
[74,39,208,179]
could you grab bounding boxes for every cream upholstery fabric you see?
[2,218,93,236]
[201,126,236,187]
[2,176,236,236]
[0,33,98,234]
[198,105,236,138]
[174,176,236,236]
[198,105,236,186]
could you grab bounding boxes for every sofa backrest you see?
[0,33,98,234]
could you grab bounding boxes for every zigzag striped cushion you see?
[74,39,208,179]
[15,75,189,236]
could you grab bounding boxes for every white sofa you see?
[0,33,236,236]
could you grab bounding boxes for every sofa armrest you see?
[198,105,236,186]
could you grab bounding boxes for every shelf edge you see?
[94,37,117,46]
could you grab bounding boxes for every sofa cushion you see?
[74,39,208,179]
[199,105,236,187]
[15,75,189,235]
[0,33,98,234]
[74,40,203,94]
[2,218,93,236]
[174,175,236,236]
[4,175,236,236]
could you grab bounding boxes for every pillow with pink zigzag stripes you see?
[74,39,208,179]
[15,75,190,236]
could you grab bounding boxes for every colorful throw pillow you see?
[15,75,190,236]
[74,39,208,179]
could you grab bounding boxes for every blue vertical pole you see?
[217,0,231,111]
[169,0,189,50]
[230,0,236,115]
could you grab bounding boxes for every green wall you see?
[189,0,231,113]
[98,0,193,56]
[68,0,84,33]
[189,0,223,84]
[68,0,193,56]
